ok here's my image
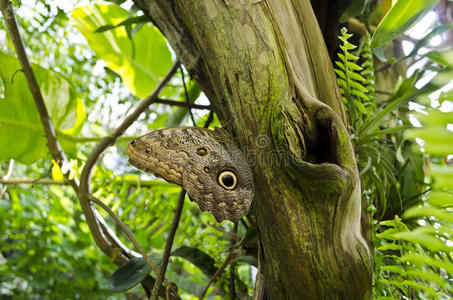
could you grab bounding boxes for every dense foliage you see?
[1,0,452,299]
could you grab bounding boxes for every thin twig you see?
[0,178,68,185]
[78,61,180,269]
[0,159,14,199]
[0,177,173,187]
[229,223,238,300]
[180,64,196,126]
[150,110,214,298]
[199,250,240,299]
[80,60,179,182]
[150,189,186,300]
[155,98,210,110]
[88,195,160,275]
[0,0,79,192]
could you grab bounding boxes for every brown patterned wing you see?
[126,127,254,222]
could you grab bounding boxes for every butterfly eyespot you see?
[145,149,151,154]
[197,147,208,156]
[218,171,237,190]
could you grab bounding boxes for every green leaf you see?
[171,246,217,277]
[377,243,402,251]
[347,71,366,82]
[108,257,151,292]
[427,190,453,207]
[335,61,346,71]
[406,127,453,156]
[371,0,440,48]
[71,5,173,98]
[334,69,346,80]
[391,228,451,252]
[0,52,81,164]
[345,61,362,71]
[353,100,368,114]
[403,205,453,223]
[426,50,453,68]
[349,80,368,92]
[402,280,437,297]
[405,269,447,287]
[407,24,453,57]
[340,0,372,23]
[380,265,404,273]
[430,165,453,189]
[401,253,453,274]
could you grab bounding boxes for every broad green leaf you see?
[71,5,173,98]
[171,246,217,277]
[371,0,439,48]
[108,257,151,292]
[0,52,81,164]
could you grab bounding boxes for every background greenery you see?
[0,0,452,299]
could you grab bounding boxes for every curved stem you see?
[88,195,160,275]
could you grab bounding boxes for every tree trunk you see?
[134,0,372,298]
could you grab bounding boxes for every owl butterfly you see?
[126,127,254,223]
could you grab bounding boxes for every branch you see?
[150,111,215,299]
[199,249,240,300]
[179,65,196,125]
[229,223,238,300]
[155,98,210,110]
[0,178,68,185]
[0,177,175,188]
[78,60,180,290]
[150,189,186,300]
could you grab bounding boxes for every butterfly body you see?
[126,127,254,222]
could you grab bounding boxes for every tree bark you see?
[134,0,372,298]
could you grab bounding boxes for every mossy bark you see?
[134,0,372,298]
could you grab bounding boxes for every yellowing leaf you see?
[71,5,173,98]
